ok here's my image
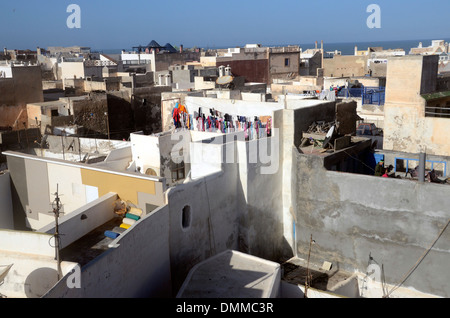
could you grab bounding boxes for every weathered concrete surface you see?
[293,149,450,297]
[384,55,450,156]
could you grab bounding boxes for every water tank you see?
[158,74,164,85]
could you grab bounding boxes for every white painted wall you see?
[185,96,283,117]
[0,65,13,78]
[94,146,132,171]
[39,192,118,249]
[0,231,57,297]
[0,246,77,298]
[0,230,54,257]
[190,141,224,179]
[60,62,85,80]
[47,163,87,216]
[130,133,162,175]
[43,205,172,298]
[121,53,152,62]
[241,92,266,102]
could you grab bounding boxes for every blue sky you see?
[1,0,449,50]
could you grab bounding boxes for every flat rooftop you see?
[177,250,281,298]
[59,217,122,267]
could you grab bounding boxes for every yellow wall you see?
[81,169,155,204]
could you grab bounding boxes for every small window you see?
[172,161,185,181]
[285,58,290,67]
[182,205,191,229]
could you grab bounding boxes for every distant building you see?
[323,45,405,78]
[47,46,91,55]
[410,40,449,55]
[0,64,43,130]
[123,41,201,82]
[200,44,301,84]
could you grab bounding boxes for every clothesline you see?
[172,102,272,140]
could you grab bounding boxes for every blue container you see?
[104,231,120,239]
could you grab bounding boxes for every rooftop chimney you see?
[180,44,183,53]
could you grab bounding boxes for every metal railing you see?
[336,86,385,105]
[425,106,450,118]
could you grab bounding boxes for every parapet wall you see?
[293,150,450,297]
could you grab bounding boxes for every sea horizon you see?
[94,37,450,56]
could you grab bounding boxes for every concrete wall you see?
[0,229,70,298]
[130,130,191,185]
[236,137,286,261]
[166,166,241,294]
[5,152,166,231]
[60,62,85,80]
[132,86,172,134]
[0,105,28,129]
[269,51,300,82]
[0,229,54,257]
[154,52,202,73]
[43,204,172,298]
[323,55,367,78]
[293,150,450,297]
[0,66,43,107]
[271,80,322,100]
[0,172,14,229]
[167,121,286,293]
[336,101,358,135]
[194,76,216,90]
[185,96,283,118]
[216,59,269,84]
[384,55,450,156]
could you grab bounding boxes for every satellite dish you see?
[325,125,335,139]
[323,125,336,149]
[216,75,234,85]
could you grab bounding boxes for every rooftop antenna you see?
[50,184,64,280]
[304,234,315,298]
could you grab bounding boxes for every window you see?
[172,161,185,181]
[425,101,450,118]
[284,58,290,67]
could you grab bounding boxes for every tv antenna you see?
[50,184,64,280]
